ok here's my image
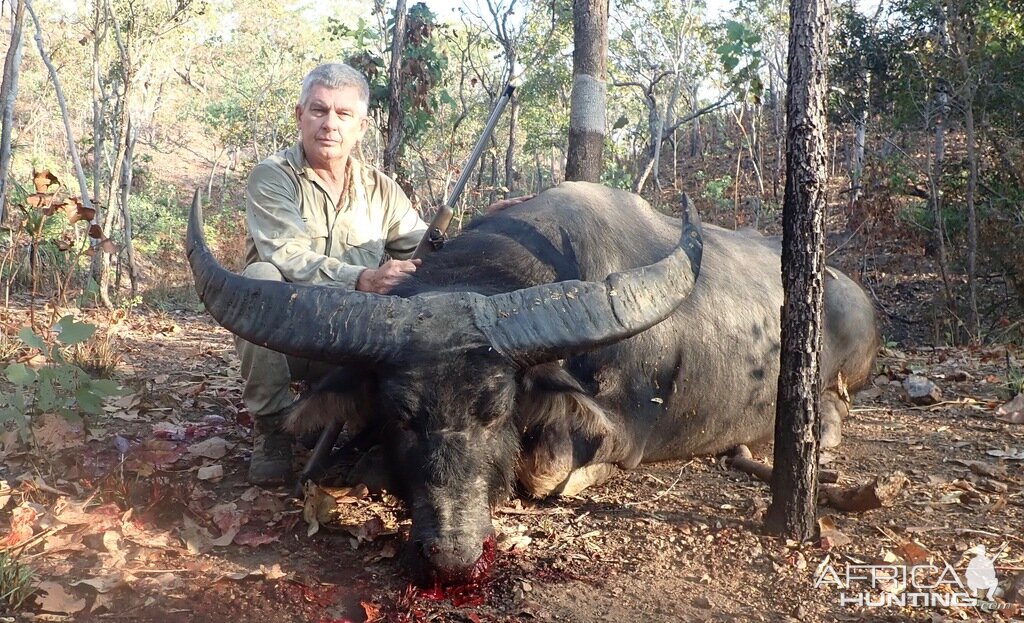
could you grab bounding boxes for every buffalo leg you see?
[294,421,343,496]
[820,388,848,449]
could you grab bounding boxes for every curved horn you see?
[474,195,703,367]
[185,190,415,367]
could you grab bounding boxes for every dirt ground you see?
[2,221,1024,623]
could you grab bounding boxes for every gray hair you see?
[298,63,370,114]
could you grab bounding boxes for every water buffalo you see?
[186,182,877,584]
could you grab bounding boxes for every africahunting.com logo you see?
[814,545,1015,613]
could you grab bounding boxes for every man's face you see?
[295,84,369,169]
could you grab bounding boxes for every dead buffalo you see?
[186,182,877,584]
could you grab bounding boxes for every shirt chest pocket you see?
[303,220,329,255]
[344,230,385,266]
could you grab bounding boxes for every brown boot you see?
[249,411,294,485]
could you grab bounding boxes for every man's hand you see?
[486,194,535,215]
[356,259,422,294]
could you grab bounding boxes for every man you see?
[237,62,427,485]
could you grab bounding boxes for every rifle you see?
[412,81,517,259]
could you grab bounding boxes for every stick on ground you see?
[725,445,906,513]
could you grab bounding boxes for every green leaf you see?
[87,379,123,397]
[725,20,745,41]
[0,406,16,425]
[37,377,59,412]
[75,387,105,415]
[612,115,629,130]
[5,363,37,386]
[17,327,46,351]
[52,364,77,387]
[54,316,96,346]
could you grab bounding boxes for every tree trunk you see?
[383,0,408,177]
[764,0,831,541]
[565,0,608,182]
[120,118,140,298]
[632,89,659,194]
[850,78,867,201]
[0,0,26,223]
[503,90,519,198]
[930,12,956,317]
[690,83,701,159]
[24,0,92,208]
[95,94,128,308]
[962,91,979,341]
[91,0,107,210]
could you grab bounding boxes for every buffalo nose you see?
[417,538,481,584]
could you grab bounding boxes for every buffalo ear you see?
[286,368,374,437]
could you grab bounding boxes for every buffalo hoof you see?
[348,445,394,493]
[820,389,848,449]
[518,438,574,499]
[553,462,618,497]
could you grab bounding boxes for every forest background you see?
[0,0,1020,348]
[0,0,1023,618]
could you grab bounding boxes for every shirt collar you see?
[283,142,364,210]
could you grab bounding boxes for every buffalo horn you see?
[185,190,414,366]
[475,195,703,367]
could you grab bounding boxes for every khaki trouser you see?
[234,262,335,420]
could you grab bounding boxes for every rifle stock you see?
[411,205,453,260]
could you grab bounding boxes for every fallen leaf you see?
[210,503,244,546]
[818,516,852,549]
[32,413,86,452]
[134,572,182,592]
[259,563,288,580]
[361,600,382,622]
[897,541,932,565]
[36,581,87,614]
[197,464,224,481]
[348,516,387,543]
[986,448,1024,460]
[53,499,121,529]
[302,482,337,537]
[379,540,399,559]
[187,436,229,460]
[2,502,40,547]
[122,516,182,550]
[125,438,185,474]
[71,575,126,594]
[153,422,186,440]
[181,515,214,555]
[233,527,280,547]
[996,394,1024,423]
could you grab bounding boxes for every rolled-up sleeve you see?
[246,164,365,287]
[380,180,427,260]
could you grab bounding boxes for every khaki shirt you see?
[244,143,427,288]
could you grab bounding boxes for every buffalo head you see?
[185,189,702,583]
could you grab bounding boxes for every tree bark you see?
[383,0,408,177]
[764,0,831,541]
[24,0,92,208]
[952,5,980,342]
[119,118,140,298]
[503,87,518,197]
[93,0,132,308]
[847,0,884,221]
[91,0,107,211]
[565,0,608,183]
[930,11,956,316]
[0,0,26,223]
